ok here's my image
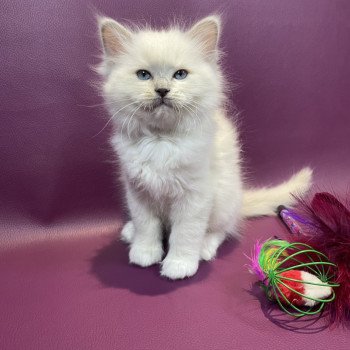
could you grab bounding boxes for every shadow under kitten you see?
[90,228,238,296]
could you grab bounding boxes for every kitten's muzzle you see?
[152,96,172,109]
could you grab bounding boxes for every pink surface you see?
[1,219,349,349]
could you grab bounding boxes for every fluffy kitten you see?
[97,15,312,279]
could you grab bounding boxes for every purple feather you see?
[285,208,314,226]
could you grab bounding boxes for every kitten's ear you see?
[99,17,132,57]
[188,16,221,58]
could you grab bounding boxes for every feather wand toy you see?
[279,192,350,325]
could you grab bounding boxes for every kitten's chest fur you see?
[112,131,212,201]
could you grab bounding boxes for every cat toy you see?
[277,191,350,324]
[248,238,339,317]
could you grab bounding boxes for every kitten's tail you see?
[241,167,313,217]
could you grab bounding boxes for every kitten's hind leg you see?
[120,221,135,243]
[200,231,226,261]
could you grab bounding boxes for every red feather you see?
[292,191,350,326]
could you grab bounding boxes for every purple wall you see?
[1,0,349,243]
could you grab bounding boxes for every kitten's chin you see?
[152,105,174,118]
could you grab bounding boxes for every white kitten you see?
[97,16,312,279]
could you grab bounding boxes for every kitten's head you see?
[98,16,224,133]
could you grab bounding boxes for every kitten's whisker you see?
[79,98,134,108]
[78,102,108,108]
[183,102,203,136]
[120,116,130,146]
[172,102,182,132]
[92,101,137,138]
[126,103,143,140]
[180,104,197,134]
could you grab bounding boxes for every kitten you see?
[97,15,312,279]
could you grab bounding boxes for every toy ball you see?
[248,239,339,317]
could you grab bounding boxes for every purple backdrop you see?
[1,1,349,349]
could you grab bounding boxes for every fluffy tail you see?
[242,167,313,217]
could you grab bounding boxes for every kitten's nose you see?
[155,88,170,98]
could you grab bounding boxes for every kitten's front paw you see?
[129,242,163,267]
[120,221,135,243]
[161,256,199,280]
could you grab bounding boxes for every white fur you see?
[301,271,332,307]
[242,167,313,217]
[98,16,312,279]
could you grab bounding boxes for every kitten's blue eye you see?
[173,69,188,80]
[136,70,152,80]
